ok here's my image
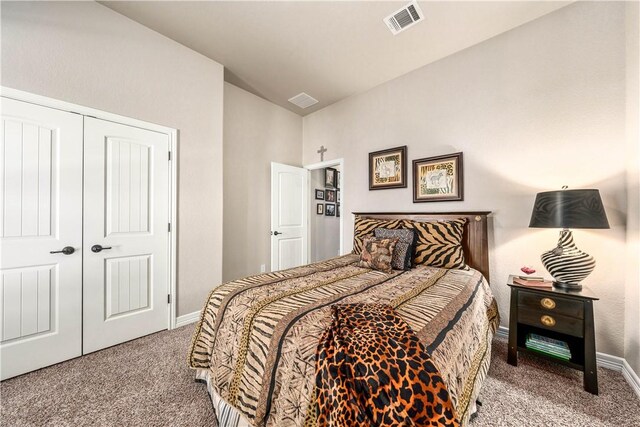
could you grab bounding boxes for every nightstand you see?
[506,275,599,395]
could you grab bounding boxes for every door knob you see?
[272,231,282,236]
[50,246,75,255]
[91,245,112,253]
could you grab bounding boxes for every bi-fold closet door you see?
[0,97,170,380]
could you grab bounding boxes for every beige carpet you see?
[1,325,638,426]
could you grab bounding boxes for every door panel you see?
[83,118,168,354]
[270,163,308,271]
[0,97,83,380]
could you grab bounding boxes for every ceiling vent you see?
[288,92,319,109]
[384,1,424,35]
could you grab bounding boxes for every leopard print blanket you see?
[315,303,460,427]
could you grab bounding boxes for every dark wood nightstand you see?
[507,275,599,394]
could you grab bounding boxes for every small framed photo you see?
[325,189,336,202]
[337,190,341,203]
[325,203,336,216]
[316,203,324,215]
[369,146,407,190]
[336,171,341,189]
[325,167,337,188]
[336,204,340,217]
[413,152,463,202]
[315,189,325,200]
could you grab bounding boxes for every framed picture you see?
[336,204,340,217]
[325,167,337,188]
[325,189,336,202]
[412,152,463,202]
[369,145,407,190]
[325,203,336,216]
[315,189,325,200]
[337,190,340,203]
[336,171,340,189]
[316,203,324,215]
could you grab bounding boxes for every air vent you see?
[288,92,319,109]
[384,1,424,35]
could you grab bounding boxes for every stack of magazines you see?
[525,333,571,361]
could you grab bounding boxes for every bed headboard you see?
[352,212,491,282]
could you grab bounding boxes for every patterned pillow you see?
[374,228,416,270]
[358,237,398,273]
[353,216,404,254]
[402,218,467,269]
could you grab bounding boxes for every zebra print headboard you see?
[352,212,491,282]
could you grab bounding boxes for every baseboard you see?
[175,311,201,328]
[493,325,640,398]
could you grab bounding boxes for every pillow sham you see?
[374,228,416,271]
[402,218,467,269]
[357,237,398,273]
[352,216,404,254]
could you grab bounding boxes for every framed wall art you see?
[412,152,463,202]
[317,203,324,215]
[369,145,407,190]
[325,167,337,188]
[325,189,336,202]
[325,204,336,216]
[315,189,325,200]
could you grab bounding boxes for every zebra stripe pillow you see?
[352,216,404,255]
[402,218,467,269]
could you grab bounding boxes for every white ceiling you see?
[101,1,572,116]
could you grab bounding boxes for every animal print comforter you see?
[315,303,460,427]
[188,254,499,427]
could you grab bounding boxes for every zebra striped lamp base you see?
[541,229,595,291]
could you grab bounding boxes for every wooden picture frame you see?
[369,145,407,190]
[325,189,336,202]
[325,167,337,188]
[337,204,340,217]
[315,189,325,200]
[325,204,336,216]
[316,203,324,215]
[412,152,463,202]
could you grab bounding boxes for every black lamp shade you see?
[529,189,610,229]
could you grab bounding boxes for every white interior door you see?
[0,97,83,380]
[270,162,308,271]
[83,117,169,354]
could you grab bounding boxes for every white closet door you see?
[83,117,169,354]
[0,97,83,380]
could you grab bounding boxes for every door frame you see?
[304,158,345,258]
[0,87,179,330]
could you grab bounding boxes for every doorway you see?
[305,159,344,262]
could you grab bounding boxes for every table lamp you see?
[529,187,609,290]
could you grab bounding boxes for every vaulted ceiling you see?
[102,1,571,115]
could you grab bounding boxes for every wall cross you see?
[317,145,327,161]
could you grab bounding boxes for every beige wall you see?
[303,1,629,357]
[1,1,224,316]
[223,83,302,282]
[624,1,640,375]
[310,167,341,263]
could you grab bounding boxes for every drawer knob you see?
[541,315,556,327]
[541,297,556,310]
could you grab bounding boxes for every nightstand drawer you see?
[518,291,584,319]
[518,307,584,337]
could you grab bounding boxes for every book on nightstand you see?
[526,333,571,361]
[513,277,553,288]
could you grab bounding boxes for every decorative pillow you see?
[353,216,404,254]
[358,237,398,273]
[374,228,416,271]
[402,218,467,269]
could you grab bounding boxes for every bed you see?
[189,212,499,427]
